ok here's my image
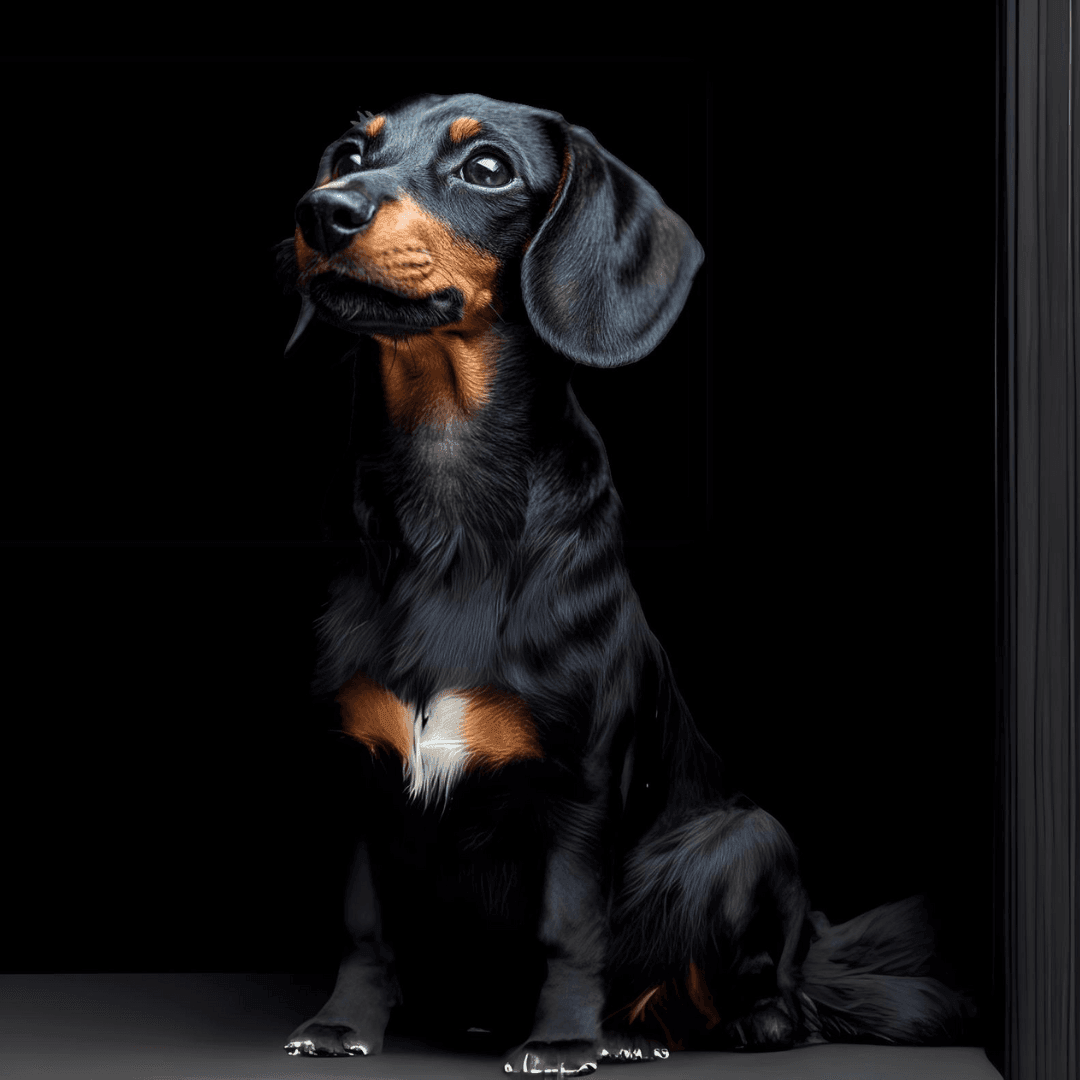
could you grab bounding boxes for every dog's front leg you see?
[285,838,399,1057]
[504,836,606,1076]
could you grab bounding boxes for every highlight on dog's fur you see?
[275,93,975,1074]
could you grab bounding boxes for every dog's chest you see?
[336,673,541,806]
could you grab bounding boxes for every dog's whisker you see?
[284,294,317,355]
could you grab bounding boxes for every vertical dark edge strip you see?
[994,0,1080,1076]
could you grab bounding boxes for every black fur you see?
[277,93,973,1074]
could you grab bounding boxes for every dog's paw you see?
[597,1029,670,1062]
[725,996,795,1051]
[284,1020,382,1057]
[503,1039,598,1074]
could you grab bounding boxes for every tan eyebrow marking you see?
[449,116,483,143]
[365,114,386,138]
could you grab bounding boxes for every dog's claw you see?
[284,1031,370,1058]
[505,1055,597,1075]
[285,294,317,355]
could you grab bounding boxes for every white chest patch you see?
[405,692,470,807]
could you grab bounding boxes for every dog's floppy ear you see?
[521,119,704,367]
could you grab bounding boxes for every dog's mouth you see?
[306,274,465,336]
[275,239,468,354]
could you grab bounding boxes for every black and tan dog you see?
[276,93,971,1075]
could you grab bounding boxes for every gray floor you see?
[0,974,1002,1080]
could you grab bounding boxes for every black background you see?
[3,46,994,1018]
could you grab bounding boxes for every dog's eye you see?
[460,153,514,188]
[334,151,364,178]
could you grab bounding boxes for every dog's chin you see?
[308,276,465,336]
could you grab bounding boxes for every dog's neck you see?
[314,328,627,698]
[371,293,505,435]
[352,323,613,576]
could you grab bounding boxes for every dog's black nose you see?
[295,188,378,256]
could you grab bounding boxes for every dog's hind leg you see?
[285,839,400,1057]
[609,802,810,1050]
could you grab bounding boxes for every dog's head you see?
[280,93,703,370]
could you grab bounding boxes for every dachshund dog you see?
[276,93,972,1075]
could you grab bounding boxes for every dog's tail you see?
[796,896,977,1045]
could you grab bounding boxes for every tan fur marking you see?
[365,114,386,138]
[320,194,499,300]
[335,675,539,777]
[461,687,542,770]
[294,227,320,272]
[550,145,571,211]
[449,116,483,142]
[627,984,664,1025]
[685,961,721,1029]
[336,673,412,764]
[374,327,499,431]
[617,980,680,1051]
